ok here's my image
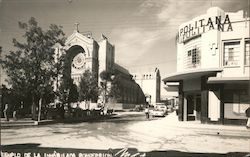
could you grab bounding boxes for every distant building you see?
[131,67,161,105]
[55,28,145,107]
[163,7,250,125]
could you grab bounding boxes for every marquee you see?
[178,15,233,43]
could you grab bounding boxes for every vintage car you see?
[152,109,166,117]
[152,104,167,117]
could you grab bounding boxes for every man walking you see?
[145,106,150,120]
[246,107,250,129]
[13,103,19,120]
[4,103,9,121]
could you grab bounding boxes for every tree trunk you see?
[38,98,42,122]
[31,95,36,120]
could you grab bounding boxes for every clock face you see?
[72,53,85,69]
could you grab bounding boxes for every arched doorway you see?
[65,45,86,86]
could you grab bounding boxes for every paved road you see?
[1,112,250,154]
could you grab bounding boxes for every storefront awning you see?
[207,77,250,84]
[163,68,223,83]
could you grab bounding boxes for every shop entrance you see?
[186,94,201,121]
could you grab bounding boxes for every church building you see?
[54,26,145,107]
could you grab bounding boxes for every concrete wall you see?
[183,78,201,92]
[132,68,161,104]
[208,91,220,121]
[98,39,115,73]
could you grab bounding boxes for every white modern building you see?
[163,7,250,125]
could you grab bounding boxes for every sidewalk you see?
[0,118,55,128]
[125,112,250,153]
[112,111,145,117]
[158,112,250,138]
[0,114,115,128]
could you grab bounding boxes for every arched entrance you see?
[65,45,86,86]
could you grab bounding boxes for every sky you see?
[0,0,249,85]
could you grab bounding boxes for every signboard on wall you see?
[178,15,233,43]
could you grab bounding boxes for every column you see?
[201,76,209,123]
[219,84,224,124]
[178,81,184,121]
[183,96,187,121]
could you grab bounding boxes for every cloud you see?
[111,0,247,74]
[111,27,164,65]
[111,0,190,68]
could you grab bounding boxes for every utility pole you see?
[0,46,2,118]
[0,46,2,86]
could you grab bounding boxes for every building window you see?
[223,41,240,66]
[184,47,200,69]
[233,90,250,114]
[245,39,250,66]
[224,89,250,119]
[191,48,199,64]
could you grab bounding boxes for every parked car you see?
[152,109,166,117]
[152,103,167,117]
[155,104,167,113]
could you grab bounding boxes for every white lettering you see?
[114,148,145,157]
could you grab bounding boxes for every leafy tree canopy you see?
[99,70,122,102]
[78,70,98,102]
[0,17,66,105]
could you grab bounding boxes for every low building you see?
[163,7,250,125]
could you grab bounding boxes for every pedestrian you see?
[13,103,19,120]
[4,103,9,121]
[145,106,149,119]
[175,105,179,116]
[59,103,65,119]
[245,106,250,129]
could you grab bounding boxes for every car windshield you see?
[154,108,164,111]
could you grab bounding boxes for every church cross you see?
[75,22,79,32]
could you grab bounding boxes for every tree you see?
[99,70,111,104]
[99,70,122,103]
[108,74,122,102]
[0,17,66,119]
[78,70,98,102]
[68,81,79,103]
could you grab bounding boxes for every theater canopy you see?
[163,68,223,83]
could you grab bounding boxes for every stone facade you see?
[55,29,145,106]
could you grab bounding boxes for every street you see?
[1,112,250,156]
